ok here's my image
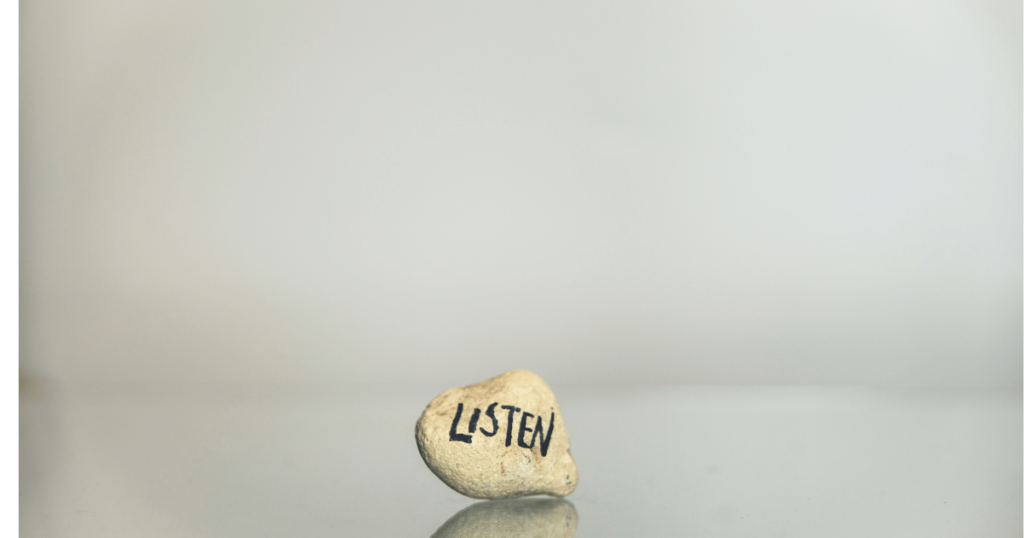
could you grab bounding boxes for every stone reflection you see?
[430,498,578,538]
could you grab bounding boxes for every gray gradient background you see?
[21,0,1022,389]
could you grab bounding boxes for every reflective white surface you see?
[21,382,1022,537]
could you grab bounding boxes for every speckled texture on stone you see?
[415,370,579,499]
[429,499,578,538]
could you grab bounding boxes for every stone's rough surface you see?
[430,499,578,538]
[415,370,579,499]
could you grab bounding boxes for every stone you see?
[430,498,578,538]
[415,370,579,499]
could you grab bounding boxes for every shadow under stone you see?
[430,498,578,538]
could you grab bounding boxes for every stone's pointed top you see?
[415,370,579,500]
[445,370,551,396]
[430,499,578,538]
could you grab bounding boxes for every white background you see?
[17,4,1023,534]
[21,0,1022,388]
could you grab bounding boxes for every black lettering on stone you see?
[479,403,499,437]
[449,403,473,444]
[517,411,536,448]
[501,405,521,447]
[532,412,556,457]
[467,408,481,433]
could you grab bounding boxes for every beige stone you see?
[415,370,579,499]
[430,499,578,538]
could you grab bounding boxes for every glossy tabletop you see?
[20,382,1022,537]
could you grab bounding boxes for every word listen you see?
[448,402,556,457]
